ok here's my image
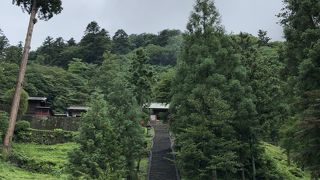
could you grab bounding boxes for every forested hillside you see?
[0,0,319,179]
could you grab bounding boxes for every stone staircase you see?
[148,122,179,180]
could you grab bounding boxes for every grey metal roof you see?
[147,103,170,110]
[67,106,89,111]
[28,97,47,101]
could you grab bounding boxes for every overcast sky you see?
[0,0,284,49]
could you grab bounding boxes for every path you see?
[148,121,179,180]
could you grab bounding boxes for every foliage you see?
[0,159,58,179]
[263,142,310,180]
[9,142,77,177]
[2,88,29,118]
[13,0,63,20]
[24,64,89,112]
[279,0,320,177]
[232,32,288,143]
[0,111,9,143]
[112,29,131,54]
[129,33,158,49]
[2,43,23,64]
[15,128,76,145]
[33,36,70,67]
[0,29,9,58]
[156,29,181,47]
[0,62,19,98]
[170,0,270,179]
[14,120,30,133]
[79,21,111,64]
[144,44,178,65]
[152,68,175,103]
[93,52,147,179]
[68,92,124,179]
[130,48,153,106]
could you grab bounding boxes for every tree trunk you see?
[251,153,256,180]
[212,169,217,180]
[2,0,37,158]
[241,167,246,180]
[136,157,141,172]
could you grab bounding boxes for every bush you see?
[14,120,30,133]
[9,152,56,174]
[2,88,29,118]
[0,111,9,143]
[15,128,76,145]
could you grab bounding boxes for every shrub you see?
[9,151,56,174]
[2,88,29,118]
[14,120,30,133]
[0,111,9,143]
[15,128,76,145]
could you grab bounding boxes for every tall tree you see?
[35,36,67,66]
[112,29,131,54]
[156,29,181,47]
[279,0,320,178]
[129,49,153,106]
[257,29,271,47]
[79,21,111,64]
[92,52,146,179]
[170,0,266,179]
[3,42,23,64]
[68,92,124,179]
[3,0,62,157]
[0,29,9,59]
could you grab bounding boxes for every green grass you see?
[0,142,78,179]
[0,128,152,179]
[0,160,58,180]
[12,142,78,165]
[263,142,310,180]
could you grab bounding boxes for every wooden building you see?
[146,103,169,121]
[67,106,89,117]
[26,97,53,117]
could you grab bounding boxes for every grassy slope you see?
[1,128,153,180]
[0,160,57,180]
[12,142,78,166]
[263,142,310,180]
[0,142,77,179]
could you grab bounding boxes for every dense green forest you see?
[0,0,319,179]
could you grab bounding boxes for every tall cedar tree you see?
[3,0,62,158]
[79,21,111,64]
[279,0,320,177]
[170,0,260,179]
[232,33,288,143]
[112,29,131,54]
[68,92,124,179]
[93,52,146,179]
[0,29,9,59]
[130,49,153,106]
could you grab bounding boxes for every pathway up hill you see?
[148,121,179,180]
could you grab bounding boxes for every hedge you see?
[14,128,77,145]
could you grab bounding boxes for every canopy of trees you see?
[1,0,319,178]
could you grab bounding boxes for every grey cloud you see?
[0,0,284,49]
